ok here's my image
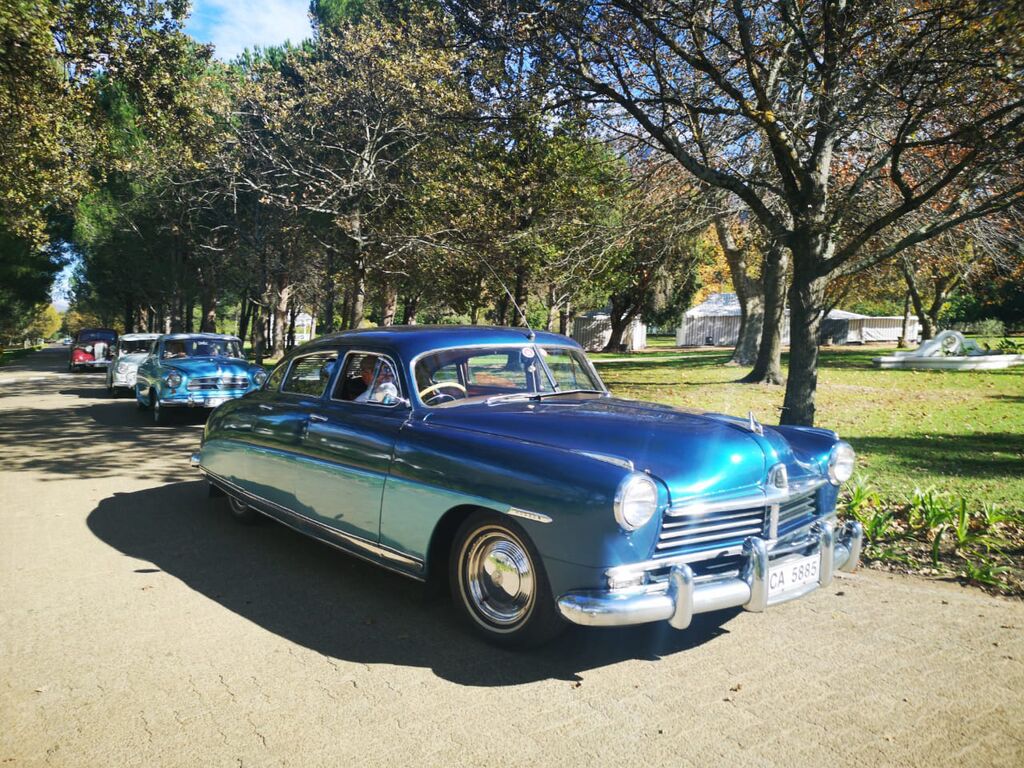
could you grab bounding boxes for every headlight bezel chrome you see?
[827,441,856,485]
[613,472,659,532]
[253,369,268,387]
[164,371,183,389]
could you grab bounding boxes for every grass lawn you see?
[591,339,1024,512]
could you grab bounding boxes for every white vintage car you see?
[106,333,160,396]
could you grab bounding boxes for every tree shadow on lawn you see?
[87,480,737,686]
[850,432,1024,480]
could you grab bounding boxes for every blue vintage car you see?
[190,326,861,646]
[136,333,267,424]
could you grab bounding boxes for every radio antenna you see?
[480,258,534,339]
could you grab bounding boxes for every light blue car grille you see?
[187,375,249,391]
[658,487,819,556]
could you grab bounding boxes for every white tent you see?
[676,293,918,346]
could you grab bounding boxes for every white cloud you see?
[187,0,313,61]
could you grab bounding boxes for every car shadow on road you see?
[87,480,737,686]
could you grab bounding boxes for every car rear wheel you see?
[450,512,564,647]
[226,494,260,525]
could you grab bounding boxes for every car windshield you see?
[78,330,116,343]
[413,344,605,407]
[119,339,153,354]
[162,338,242,359]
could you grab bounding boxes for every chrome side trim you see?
[506,507,553,524]
[200,467,425,577]
[577,451,634,471]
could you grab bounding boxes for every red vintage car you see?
[69,328,118,372]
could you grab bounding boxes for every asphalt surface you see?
[1,347,1022,767]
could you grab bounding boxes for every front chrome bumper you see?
[159,391,243,408]
[557,520,863,629]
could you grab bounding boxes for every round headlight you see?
[827,441,856,485]
[253,369,268,387]
[614,472,659,531]
[116,361,129,373]
[165,371,183,388]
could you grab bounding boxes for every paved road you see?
[2,347,1022,767]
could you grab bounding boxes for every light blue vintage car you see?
[136,333,267,424]
[190,326,861,646]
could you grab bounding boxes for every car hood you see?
[421,395,812,500]
[117,352,150,367]
[162,357,254,376]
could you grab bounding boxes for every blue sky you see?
[185,0,314,61]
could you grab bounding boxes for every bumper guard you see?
[557,520,863,629]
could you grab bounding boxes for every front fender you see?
[381,420,666,584]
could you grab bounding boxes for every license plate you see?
[768,554,820,599]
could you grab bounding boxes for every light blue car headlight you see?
[165,371,183,389]
[614,472,659,531]
[827,441,856,485]
[253,369,268,387]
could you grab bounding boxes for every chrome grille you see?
[658,496,766,555]
[658,482,823,557]
[776,489,818,537]
[187,375,249,391]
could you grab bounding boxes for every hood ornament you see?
[747,411,764,436]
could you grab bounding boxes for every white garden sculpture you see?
[873,330,1024,370]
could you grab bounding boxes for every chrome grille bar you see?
[187,376,249,391]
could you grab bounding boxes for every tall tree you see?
[454,0,1024,425]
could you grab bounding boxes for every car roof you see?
[158,333,241,342]
[120,333,160,341]
[297,325,580,361]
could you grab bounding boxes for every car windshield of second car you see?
[162,338,242,360]
[119,339,153,354]
[414,345,604,407]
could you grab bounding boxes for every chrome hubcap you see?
[463,529,535,627]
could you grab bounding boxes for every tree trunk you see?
[403,294,420,325]
[323,249,337,333]
[200,287,218,333]
[602,296,637,352]
[897,292,913,348]
[238,297,252,347]
[349,263,366,329]
[545,285,558,332]
[123,300,134,334]
[741,243,788,385]
[512,263,528,327]
[559,301,573,336]
[381,280,398,326]
[494,294,508,326]
[780,273,828,427]
[714,215,762,366]
[252,303,266,365]
[272,279,292,358]
[287,305,297,349]
[901,259,935,340]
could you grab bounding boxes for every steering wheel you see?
[419,381,467,404]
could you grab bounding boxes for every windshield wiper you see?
[485,389,604,405]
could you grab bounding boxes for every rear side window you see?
[281,352,338,397]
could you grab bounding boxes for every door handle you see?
[258,404,273,411]
[308,414,328,423]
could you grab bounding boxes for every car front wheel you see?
[450,512,564,647]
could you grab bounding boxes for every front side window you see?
[540,346,604,392]
[333,352,402,405]
[281,352,338,397]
